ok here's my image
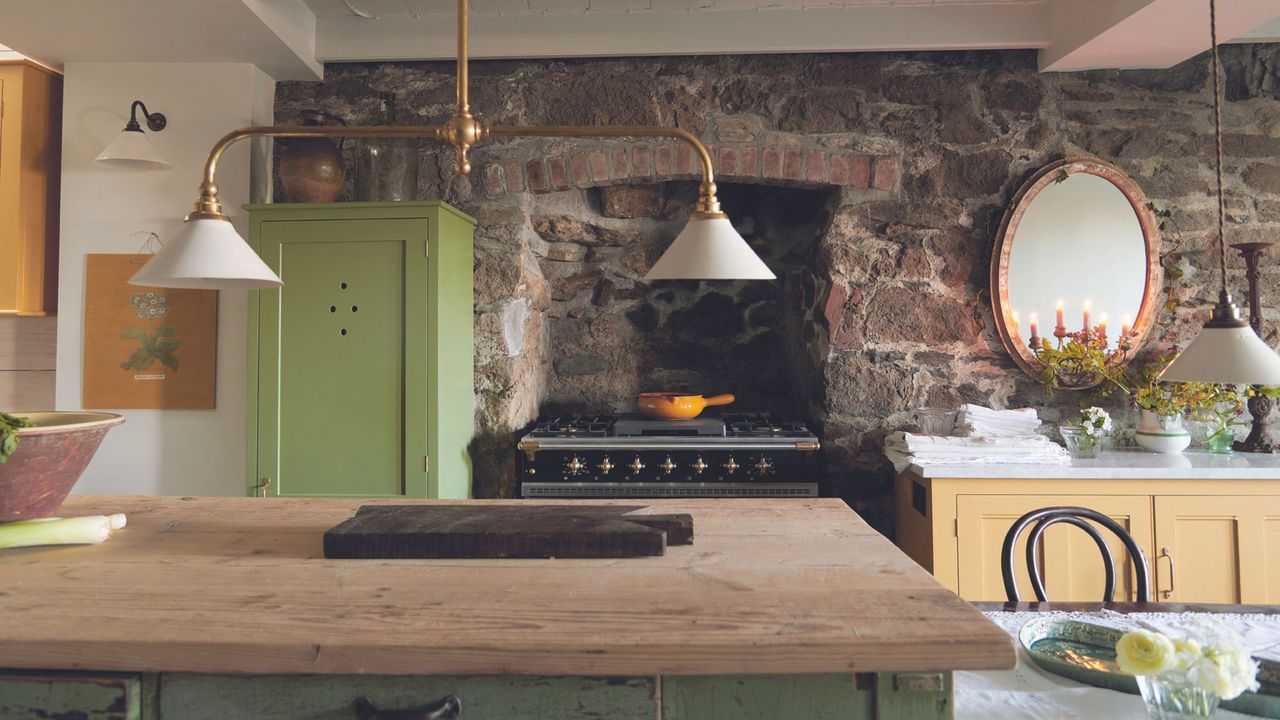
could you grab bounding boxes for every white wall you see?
[57,63,275,496]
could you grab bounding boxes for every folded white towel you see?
[884,431,1068,472]
[955,404,1042,438]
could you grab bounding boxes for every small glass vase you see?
[916,407,957,436]
[1137,674,1220,719]
[1059,425,1104,459]
[1204,427,1235,454]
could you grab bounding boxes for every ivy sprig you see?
[0,412,33,464]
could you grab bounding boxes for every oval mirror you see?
[992,157,1162,388]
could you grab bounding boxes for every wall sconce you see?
[96,100,170,169]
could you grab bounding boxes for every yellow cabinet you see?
[0,60,61,316]
[896,469,1280,604]
[955,494,1152,602]
[1152,496,1280,603]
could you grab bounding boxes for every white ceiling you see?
[0,0,1275,79]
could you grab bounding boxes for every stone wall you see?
[275,45,1280,535]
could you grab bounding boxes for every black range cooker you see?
[517,414,821,498]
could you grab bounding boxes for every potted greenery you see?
[1184,384,1246,454]
[1130,356,1194,454]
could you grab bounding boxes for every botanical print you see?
[122,291,181,372]
[83,254,217,409]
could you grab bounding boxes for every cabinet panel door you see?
[957,495,1153,602]
[1153,496,1280,603]
[255,218,428,498]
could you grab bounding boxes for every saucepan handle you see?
[354,695,462,720]
[702,394,736,407]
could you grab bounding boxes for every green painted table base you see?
[0,671,953,720]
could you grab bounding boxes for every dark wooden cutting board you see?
[323,505,695,559]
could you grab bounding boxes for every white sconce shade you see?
[644,216,775,281]
[1160,323,1280,385]
[96,129,170,170]
[129,218,282,289]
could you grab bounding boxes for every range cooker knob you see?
[565,456,586,474]
[754,456,774,473]
[722,457,740,473]
[659,456,677,475]
[691,456,708,474]
[628,457,646,474]
[596,456,614,474]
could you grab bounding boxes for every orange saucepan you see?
[636,393,736,420]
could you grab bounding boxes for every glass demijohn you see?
[354,93,419,202]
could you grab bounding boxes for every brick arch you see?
[478,140,899,199]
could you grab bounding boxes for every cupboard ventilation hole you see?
[352,305,358,312]
[330,306,336,313]
[341,328,348,336]
[341,282,348,289]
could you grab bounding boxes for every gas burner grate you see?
[531,415,616,437]
[722,414,810,437]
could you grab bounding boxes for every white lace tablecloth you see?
[956,610,1280,719]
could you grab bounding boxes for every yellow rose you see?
[1116,629,1177,676]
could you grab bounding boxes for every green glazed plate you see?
[1018,617,1280,719]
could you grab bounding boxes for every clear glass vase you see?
[1059,425,1104,458]
[354,93,418,202]
[1137,674,1220,719]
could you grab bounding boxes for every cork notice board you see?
[83,254,218,409]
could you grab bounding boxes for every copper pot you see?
[279,111,346,203]
[637,393,735,420]
[0,412,125,522]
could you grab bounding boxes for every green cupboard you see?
[245,202,476,500]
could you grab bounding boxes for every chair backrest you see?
[1000,506,1150,603]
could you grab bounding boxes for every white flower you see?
[1081,406,1113,438]
[1151,619,1261,700]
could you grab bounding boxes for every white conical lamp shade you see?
[130,218,282,289]
[96,129,170,169]
[1161,323,1280,385]
[644,216,775,281]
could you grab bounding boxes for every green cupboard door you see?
[256,219,428,497]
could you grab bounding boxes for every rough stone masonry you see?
[276,45,1280,537]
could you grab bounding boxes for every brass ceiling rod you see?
[186,0,724,222]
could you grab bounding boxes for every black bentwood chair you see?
[1000,506,1151,603]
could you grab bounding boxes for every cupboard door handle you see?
[1159,547,1175,599]
[253,477,272,498]
[354,695,461,720]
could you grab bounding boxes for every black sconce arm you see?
[125,100,167,133]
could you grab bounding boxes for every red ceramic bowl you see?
[0,412,124,522]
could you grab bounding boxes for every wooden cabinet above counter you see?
[0,60,60,316]
[895,450,1280,605]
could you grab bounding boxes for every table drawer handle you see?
[354,695,461,720]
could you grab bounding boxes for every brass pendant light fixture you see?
[130,0,774,289]
[1160,0,1280,386]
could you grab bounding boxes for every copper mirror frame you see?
[991,157,1163,388]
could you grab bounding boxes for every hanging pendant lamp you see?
[133,0,772,289]
[1161,0,1280,385]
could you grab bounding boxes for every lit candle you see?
[1098,313,1108,339]
[1055,300,1065,330]
[1082,301,1091,333]
[1121,313,1132,338]
[1029,312,1039,338]
[1012,311,1020,334]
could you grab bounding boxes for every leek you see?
[0,514,126,549]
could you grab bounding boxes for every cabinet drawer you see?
[158,675,656,719]
[0,671,145,720]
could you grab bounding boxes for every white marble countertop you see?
[909,447,1280,479]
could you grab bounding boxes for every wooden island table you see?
[0,497,1014,719]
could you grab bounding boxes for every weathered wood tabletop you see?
[0,496,1014,677]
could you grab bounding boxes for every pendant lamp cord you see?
[1210,0,1228,295]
